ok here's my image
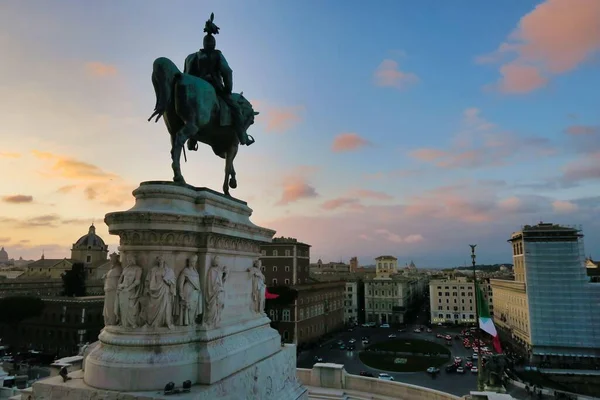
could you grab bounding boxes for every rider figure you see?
[184,13,253,149]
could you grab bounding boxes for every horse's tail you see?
[148,57,180,123]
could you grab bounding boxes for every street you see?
[297,322,479,397]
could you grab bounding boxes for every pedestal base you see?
[34,345,307,400]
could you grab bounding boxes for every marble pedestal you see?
[73,181,304,398]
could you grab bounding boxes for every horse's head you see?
[236,92,260,135]
[148,57,181,123]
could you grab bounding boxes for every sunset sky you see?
[1,0,599,267]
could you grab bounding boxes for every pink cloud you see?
[251,100,303,133]
[0,152,21,158]
[373,59,419,90]
[332,133,370,152]
[478,0,600,94]
[375,229,424,244]
[352,189,393,200]
[565,125,600,135]
[562,152,600,183]
[552,200,578,213]
[276,181,318,206]
[85,61,118,77]
[321,197,363,211]
[2,194,33,204]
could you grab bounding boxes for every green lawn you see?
[366,339,451,356]
[359,339,451,372]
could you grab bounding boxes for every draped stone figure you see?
[248,259,266,314]
[102,253,122,325]
[204,256,228,328]
[177,254,203,326]
[115,254,143,328]
[145,254,177,329]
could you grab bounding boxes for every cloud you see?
[351,189,393,200]
[261,179,600,267]
[57,185,78,194]
[331,133,370,152]
[565,125,600,136]
[85,61,118,77]
[32,150,118,180]
[552,200,578,213]
[561,152,600,183]
[409,107,553,169]
[0,237,10,243]
[277,181,318,206]
[321,197,363,211]
[477,0,600,94]
[0,214,102,230]
[251,101,303,133]
[2,194,33,204]
[0,152,21,158]
[373,59,419,90]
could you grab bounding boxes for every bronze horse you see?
[148,57,259,196]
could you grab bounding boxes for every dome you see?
[73,224,107,250]
[0,247,8,262]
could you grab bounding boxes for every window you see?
[438,292,442,297]
[272,278,278,285]
[438,306,442,310]
[284,279,290,285]
[469,314,474,319]
[438,313,443,318]
[283,330,289,340]
[261,250,266,256]
[285,266,290,272]
[273,250,278,256]
[86,255,92,263]
[273,266,278,272]
[445,292,450,296]
[461,292,465,296]
[285,250,290,256]
[282,309,290,321]
[269,309,275,319]
[438,299,441,303]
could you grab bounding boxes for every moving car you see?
[471,366,478,373]
[347,344,355,351]
[360,371,374,377]
[380,324,390,328]
[454,357,462,363]
[348,338,356,344]
[436,334,445,339]
[313,356,323,362]
[378,373,394,381]
[426,328,432,333]
[388,334,397,338]
[456,366,465,374]
[414,328,421,333]
[426,367,440,374]
[445,364,457,373]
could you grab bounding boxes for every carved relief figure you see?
[204,256,228,328]
[177,254,203,326]
[248,259,266,314]
[102,253,123,325]
[115,254,143,328]
[145,254,177,329]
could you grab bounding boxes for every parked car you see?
[380,324,390,328]
[426,367,440,374]
[388,334,397,338]
[414,328,421,333]
[426,328,432,333]
[360,371,374,377]
[348,338,356,344]
[378,373,394,381]
[397,328,406,332]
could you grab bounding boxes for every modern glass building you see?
[508,223,600,360]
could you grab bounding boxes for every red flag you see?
[265,288,279,299]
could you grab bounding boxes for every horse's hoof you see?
[229,178,237,189]
[173,176,186,185]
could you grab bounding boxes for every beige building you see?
[429,276,476,325]
[364,256,426,324]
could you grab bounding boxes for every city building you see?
[429,276,477,325]
[349,256,358,272]
[309,259,350,276]
[491,222,600,364]
[364,256,426,324]
[266,281,345,346]
[0,296,104,357]
[260,237,310,285]
[260,237,345,346]
[344,280,361,325]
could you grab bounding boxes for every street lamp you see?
[469,244,484,391]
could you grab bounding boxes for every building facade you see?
[260,237,310,285]
[364,256,425,325]
[491,222,600,362]
[267,281,345,346]
[429,276,477,325]
[344,281,359,325]
[0,296,105,357]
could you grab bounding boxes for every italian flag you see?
[476,283,502,354]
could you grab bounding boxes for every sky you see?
[0,0,599,268]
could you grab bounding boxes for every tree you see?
[0,296,45,324]
[61,262,86,297]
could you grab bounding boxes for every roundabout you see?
[359,338,451,372]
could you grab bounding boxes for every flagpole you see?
[470,244,484,391]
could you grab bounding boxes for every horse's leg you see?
[228,144,239,189]
[223,148,233,196]
[171,121,198,184]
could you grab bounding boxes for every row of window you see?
[437,313,475,319]
[437,305,474,311]
[367,290,401,296]
[261,249,310,257]
[438,298,474,304]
